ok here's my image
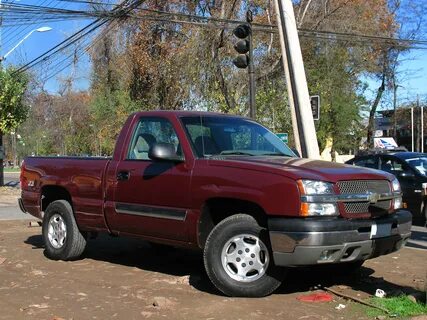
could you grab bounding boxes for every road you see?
[0,172,26,221]
[4,171,20,187]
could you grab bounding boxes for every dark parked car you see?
[346,152,427,225]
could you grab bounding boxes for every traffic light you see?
[232,24,251,69]
[310,95,320,120]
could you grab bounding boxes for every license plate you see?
[370,223,392,239]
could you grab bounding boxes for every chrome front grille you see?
[337,180,390,195]
[337,180,391,215]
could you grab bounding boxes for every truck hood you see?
[207,156,394,182]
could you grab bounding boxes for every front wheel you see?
[42,200,86,261]
[203,214,285,297]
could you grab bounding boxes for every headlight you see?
[299,180,334,195]
[391,178,402,209]
[298,180,338,216]
[391,178,401,193]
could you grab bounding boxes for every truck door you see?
[106,116,192,241]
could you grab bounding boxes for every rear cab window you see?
[353,156,378,169]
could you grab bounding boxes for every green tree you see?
[0,67,29,184]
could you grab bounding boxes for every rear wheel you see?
[203,214,285,297]
[42,200,86,260]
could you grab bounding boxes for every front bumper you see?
[268,210,412,266]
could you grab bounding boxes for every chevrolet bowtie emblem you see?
[367,192,380,204]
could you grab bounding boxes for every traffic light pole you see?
[247,12,256,119]
[248,27,256,119]
[274,0,320,159]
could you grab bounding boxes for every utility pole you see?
[0,0,4,186]
[417,95,424,153]
[393,82,398,140]
[411,107,414,152]
[273,0,320,159]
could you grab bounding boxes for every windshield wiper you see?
[258,152,291,157]
[220,150,255,156]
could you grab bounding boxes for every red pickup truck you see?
[20,111,412,297]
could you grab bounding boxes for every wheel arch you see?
[41,185,73,213]
[197,197,267,249]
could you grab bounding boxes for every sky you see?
[2,0,427,107]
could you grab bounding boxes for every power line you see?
[14,0,143,74]
[11,1,427,83]
[4,3,427,48]
[2,0,70,51]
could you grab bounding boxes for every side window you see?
[380,158,394,173]
[127,117,181,160]
[381,158,411,176]
[354,157,378,169]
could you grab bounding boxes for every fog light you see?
[319,250,334,261]
[307,203,338,216]
[300,203,338,216]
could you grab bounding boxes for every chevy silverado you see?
[20,111,412,297]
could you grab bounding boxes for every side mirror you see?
[148,143,184,162]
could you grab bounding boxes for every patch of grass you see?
[4,167,20,172]
[366,295,427,318]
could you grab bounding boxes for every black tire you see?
[203,214,285,297]
[42,200,86,261]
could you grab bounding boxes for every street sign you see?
[310,95,320,120]
[276,133,288,144]
[374,137,398,149]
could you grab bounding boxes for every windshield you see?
[180,116,295,158]
[405,156,427,176]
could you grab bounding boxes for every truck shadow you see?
[24,234,424,298]
[406,228,427,250]
[276,265,424,299]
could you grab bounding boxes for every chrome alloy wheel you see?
[47,214,67,249]
[221,234,269,282]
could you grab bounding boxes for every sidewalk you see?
[0,187,31,221]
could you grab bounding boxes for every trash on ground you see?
[335,304,346,310]
[28,221,41,228]
[296,292,334,303]
[375,289,386,298]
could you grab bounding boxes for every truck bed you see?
[21,156,111,230]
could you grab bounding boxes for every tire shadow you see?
[24,233,220,295]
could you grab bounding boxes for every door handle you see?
[116,171,130,181]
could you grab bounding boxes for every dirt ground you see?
[0,187,20,207]
[0,219,426,320]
